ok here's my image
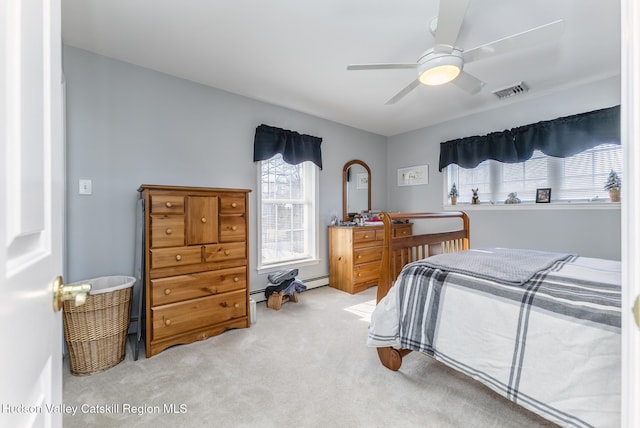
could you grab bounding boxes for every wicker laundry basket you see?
[63,276,135,376]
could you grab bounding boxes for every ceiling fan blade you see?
[451,70,485,94]
[347,63,418,71]
[463,19,565,64]
[434,0,470,51]
[385,79,421,105]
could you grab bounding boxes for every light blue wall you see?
[386,76,622,260]
[63,44,622,303]
[63,46,387,290]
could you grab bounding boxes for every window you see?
[447,144,622,204]
[258,154,318,270]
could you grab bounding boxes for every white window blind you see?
[258,154,317,268]
[447,144,622,204]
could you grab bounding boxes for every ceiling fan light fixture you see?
[419,64,461,85]
[418,50,464,86]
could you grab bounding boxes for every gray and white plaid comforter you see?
[368,249,621,428]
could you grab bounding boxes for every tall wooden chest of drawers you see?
[138,185,251,357]
[328,223,412,294]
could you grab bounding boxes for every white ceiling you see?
[61,0,620,137]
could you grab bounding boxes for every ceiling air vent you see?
[492,82,529,99]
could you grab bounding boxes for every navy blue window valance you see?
[438,105,620,172]
[253,124,323,169]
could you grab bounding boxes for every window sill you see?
[257,258,320,275]
[443,201,622,211]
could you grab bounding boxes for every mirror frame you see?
[342,159,371,221]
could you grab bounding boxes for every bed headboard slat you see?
[378,212,469,302]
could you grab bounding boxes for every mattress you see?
[368,249,621,428]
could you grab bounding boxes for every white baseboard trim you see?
[250,275,329,303]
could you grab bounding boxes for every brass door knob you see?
[52,276,91,312]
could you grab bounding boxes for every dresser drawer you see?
[151,195,184,214]
[393,224,412,238]
[220,215,246,242]
[151,246,202,269]
[203,242,246,263]
[152,290,247,341]
[151,215,185,248]
[219,195,246,214]
[353,228,382,248]
[354,262,381,284]
[151,267,247,306]
[353,246,383,265]
[187,196,219,245]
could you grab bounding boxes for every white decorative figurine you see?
[505,192,521,204]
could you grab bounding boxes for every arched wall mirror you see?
[343,160,371,221]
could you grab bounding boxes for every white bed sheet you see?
[368,255,621,428]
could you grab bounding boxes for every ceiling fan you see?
[347,0,564,105]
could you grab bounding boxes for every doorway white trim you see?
[620,0,640,426]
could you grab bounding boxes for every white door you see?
[0,0,65,427]
[622,1,640,426]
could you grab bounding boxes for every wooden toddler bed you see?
[368,211,621,428]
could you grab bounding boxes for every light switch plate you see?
[79,179,92,195]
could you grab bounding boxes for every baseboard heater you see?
[250,275,329,303]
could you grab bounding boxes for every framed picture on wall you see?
[397,165,429,186]
[536,188,551,203]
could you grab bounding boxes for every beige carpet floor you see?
[63,286,556,427]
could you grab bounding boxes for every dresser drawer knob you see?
[224,250,230,256]
[201,217,207,223]
[402,231,407,235]
[233,277,239,282]
[165,202,172,208]
[165,319,172,326]
[165,228,172,235]
[234,303,240,308]
[164,288,171,295]
[175,254,182,261]
[357,255,362,259]
[231,202,237,208]
[231,226,238,231]
[364,234,369,239]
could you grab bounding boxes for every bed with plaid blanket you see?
[368,249,621,428]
